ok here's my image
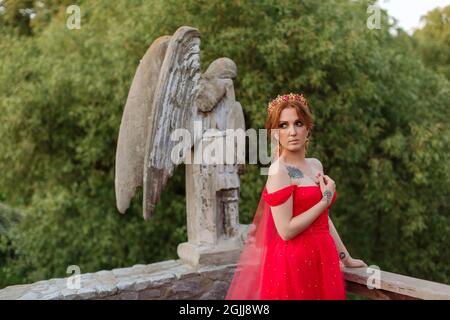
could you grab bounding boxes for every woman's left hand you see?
[342,257,368,268]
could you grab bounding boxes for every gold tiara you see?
[267,93,309,115]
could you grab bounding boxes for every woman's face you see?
[275,107,309,152]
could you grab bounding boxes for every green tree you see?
[1,0,34,35]
[0,0,77,36]
[413,5,450,80]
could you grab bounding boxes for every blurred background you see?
[0,0,448,290]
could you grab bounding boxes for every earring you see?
[277,139,282,158]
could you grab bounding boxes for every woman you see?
[225,93,367,300]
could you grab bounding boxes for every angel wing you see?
[142,27,201,220]
[115,26,201,220]
[115,35,171,215]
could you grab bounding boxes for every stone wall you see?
[0,259,237,300]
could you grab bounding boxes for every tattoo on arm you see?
[286,165,304,179]
[321,190,332,204]
[339,252,346,260]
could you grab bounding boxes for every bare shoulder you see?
[307,157,324,174]
[266,160,291,193]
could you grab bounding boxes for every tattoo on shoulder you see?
[285,165,304,179]
[339,252,346,260]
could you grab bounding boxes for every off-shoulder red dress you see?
[260,185,345,299]
[226,184,346,300]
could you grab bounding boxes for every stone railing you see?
[343,267,450,300]
[0,259,449,300]
[0,259,236,300]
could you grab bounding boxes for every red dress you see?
[225,184,346,300]
[260,185,346,300]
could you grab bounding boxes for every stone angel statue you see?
[114,26,246,267]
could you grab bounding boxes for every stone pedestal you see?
[177,130,244,267]
[177,239,242,267]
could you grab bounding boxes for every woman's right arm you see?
[285,194,329,240]
[267,164,334,241]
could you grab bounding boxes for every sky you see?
[377,0,450,34]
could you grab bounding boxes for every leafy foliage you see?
[413,5,450,80]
